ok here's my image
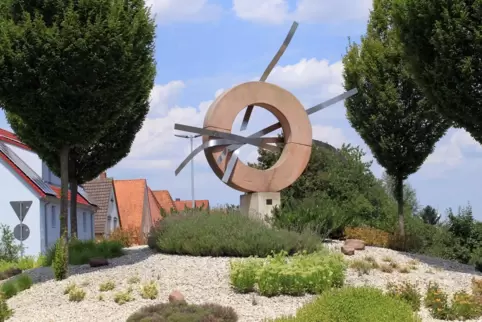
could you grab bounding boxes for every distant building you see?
[82,172,120,239]
[174,198,210,211]
[0,129,96,256]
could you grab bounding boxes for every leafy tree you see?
[343,0,449,239]
[419,205,441,225]
[393,0,481,143]
[0,0,155,244]
[254,142,397,234]
[7,97,148,235]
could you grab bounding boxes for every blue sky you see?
[1,0,481,219]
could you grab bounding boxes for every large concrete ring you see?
[203,81,312,192]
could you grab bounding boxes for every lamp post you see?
[175,134,201,208]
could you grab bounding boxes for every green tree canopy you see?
[393,0,481,143]
[419,205,441,225]
[0,0,155,271]
[342,0,450,238]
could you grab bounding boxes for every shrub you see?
[344,226,390,247]
[0,294,12,322]
[46,239,124,266]
[0,273,32,299]
[64,283,77,295]
[52,235,68,280]
[99,281,115,292]
[270,287,420,322]
[150,211,322,257]
[230,251,345,297]
[350,259,376,275]
[0,225,22,263]
[114,289,134,305]
[139,281,159,300]
[107,227,142,247]
[387,281,421,311]
[126,301,238,322]
[128,276,140,284]
[425,282,482,320]
[68,287,86,302]
[380,264,394,273]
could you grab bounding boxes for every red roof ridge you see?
[0,128,31,151]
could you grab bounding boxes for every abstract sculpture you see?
[174,22,358,197]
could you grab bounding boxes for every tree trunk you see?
[395,175,405,240]
[70,176,78,239]
[60,146,70,242]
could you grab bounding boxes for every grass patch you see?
[139,281,159,300]
[126,302,238,322]
[149,211,322,257]
[45,239,124,266]
[68,287,86,302]
[114,289,134,305]
[0,273,32,299]
[380,264,394,273]
[350,259,377,275]
[230,251,345,297]
[99,281,115,292]
[128,276,140,284]
[387,281,421,311]
[269,286,420,322]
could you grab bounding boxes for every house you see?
[0,129,97,256]
[113,179,161,243]
[152,190,177,214]
[82,172,120,239]
[174,198,210,211]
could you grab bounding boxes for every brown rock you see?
[345,239,365,250]
[341,245,355,256]
[89,258,109,267]
[0,268,22,280]
[168,290,185,303]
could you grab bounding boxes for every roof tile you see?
[152,190,177,214]
[83,177,115,235]
[113,179,146,230]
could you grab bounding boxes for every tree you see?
[7,97,148,236]
[393,0,481,143]
[343,0,449,239]
[381,172,419,216]
[419,205,441,225]
[0,0,155,245]
[253,142,397,233]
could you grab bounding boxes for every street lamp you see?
[175,134,201,208]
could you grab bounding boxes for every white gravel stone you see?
[5,243,482,322]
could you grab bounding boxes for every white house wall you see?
[105,187,120,236]
[41,162,61,185]
[0,158,41,257]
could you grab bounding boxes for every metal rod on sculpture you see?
[240,21,299,131]
[174,124,281,153]
[216,88,359,166]
[174,134,201,207]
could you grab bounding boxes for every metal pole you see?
[19,202,23,258]
[190,136,195,208]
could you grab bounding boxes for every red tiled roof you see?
[113,179,147,229]
[152,190,177,214]
[0,129,30,151]
[49,185,91,206]
[174,200,210,211]
[147,187,162,224]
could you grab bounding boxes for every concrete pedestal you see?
[240,192,281,223]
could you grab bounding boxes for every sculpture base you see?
[240,192,281,224]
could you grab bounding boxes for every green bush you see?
[46,239,124,266]
[270,287,420,322]
[0,225,22,263]
[150,211,322,257]
[52,236,68,281]
[230,251,345,297]
[0,273,32,299]
[0,294,12,322]
[126,301,238,322]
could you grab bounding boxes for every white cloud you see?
[146,0,222,24]
[148,81,185,117]
[232,0,372,24]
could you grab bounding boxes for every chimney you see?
[175,198,180,201]
[99,172,107,179]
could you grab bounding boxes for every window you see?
[266,199,273,205]
[113,217,118,228]
[83,212,87,233]
[51,206,56,228]
[107,216,112,232]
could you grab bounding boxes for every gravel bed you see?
[5,243,482,322]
